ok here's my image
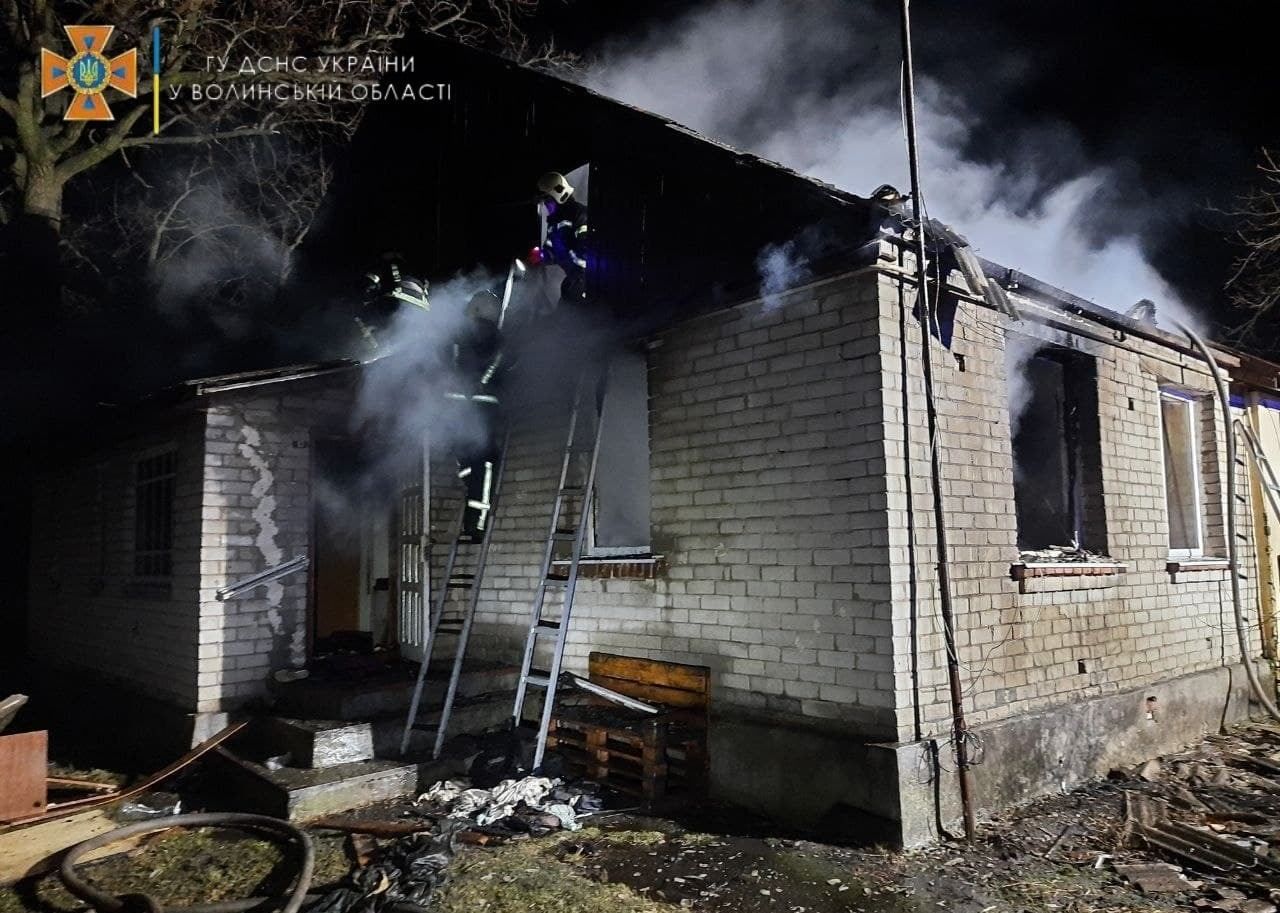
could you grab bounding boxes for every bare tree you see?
[1227,148,1280,340]
[0,0,564,297]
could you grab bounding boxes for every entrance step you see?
[259,718,374,769]
[376,690,515,757]
[213,748,418,821]
[271,663,519,722]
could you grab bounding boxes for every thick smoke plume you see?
[584,0,1202,332]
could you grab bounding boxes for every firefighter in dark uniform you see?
[356,253,431,350]
[536,171,589,305]
[448,289,507,539]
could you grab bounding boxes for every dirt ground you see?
[5,722,1280,913]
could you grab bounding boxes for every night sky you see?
[537,0,1279,335]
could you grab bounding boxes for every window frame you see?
[133,448,178,579]
[1159,390,1205,559]
[587,349,653,558]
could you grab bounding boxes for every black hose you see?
[59,813,315,913]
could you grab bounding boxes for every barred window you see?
[134,451,176,577]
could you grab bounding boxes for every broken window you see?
[1160,391,1204,556]
[134,450,176,577]
[1009,346,1107,552]
[590,350,652,556]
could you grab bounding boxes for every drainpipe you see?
[1175,320,1280,722]
[898,0,977,840]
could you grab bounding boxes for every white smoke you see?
[584,0,1202,331]
[756,240,811,312]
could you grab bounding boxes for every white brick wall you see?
[454,270,902,736]
[876,243,1264,744]
[196,379,354,712]
[28,414,206,708]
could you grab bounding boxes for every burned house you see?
[25,37,1280,845]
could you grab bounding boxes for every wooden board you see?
[589,653,710,695]
[0,808,142,885]
[1,720,246,828]
[0,731,47,822]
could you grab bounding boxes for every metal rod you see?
[216,555,309,601]
[898,0,976,840]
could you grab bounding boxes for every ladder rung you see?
[536,619,562,631]
[559,487,585,496]
[446,581,473,589]
[552,531,577,542]
[524,672,552,688]
[544,574,569,584]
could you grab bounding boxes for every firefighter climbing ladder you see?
[399,432,512,758]
[513,362,610,770]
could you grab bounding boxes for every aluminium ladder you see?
[399,431,511,758]
[512,363,610,770]
[1239,419,1280,519]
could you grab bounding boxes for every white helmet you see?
[537,171,574,204]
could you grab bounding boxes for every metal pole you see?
[898,0,977,840]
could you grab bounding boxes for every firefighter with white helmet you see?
[355,252,430,349]
[536,170,589,304]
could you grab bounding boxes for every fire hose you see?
[1175,320,1280,723]
[60,813,314,913]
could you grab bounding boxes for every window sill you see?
[550,555,667,580]
[1166,557,1230,578]
[1010,561,1127,594]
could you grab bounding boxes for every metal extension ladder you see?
[399,432,511,758]
[1239,419,1280,518]
[512,363,609,770]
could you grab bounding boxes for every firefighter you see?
[536,171,588,304]
[448,289,506,539]
[355,253,430,350]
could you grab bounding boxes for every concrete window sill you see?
[549,555,668,580]
[1166,557,1231,579]
[1009,561,1127,594]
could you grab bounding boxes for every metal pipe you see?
[1175,320,1280,722]
[216,555,309,601]
[897,0,976,840]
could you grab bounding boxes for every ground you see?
[4,723,1280,913]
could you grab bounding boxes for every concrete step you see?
[271,663,519,722]
[213,748,419,821]
[376,690,517,757]
[259,718,374,769]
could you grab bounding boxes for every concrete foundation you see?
[710,662,1272,848]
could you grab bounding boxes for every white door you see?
[397,446,430,661]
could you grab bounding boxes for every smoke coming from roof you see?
[584,0,1202,332]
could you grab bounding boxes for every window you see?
[1009,346,1107,552]
[134,450,176,577]
[1160,391,1204,556]
[590,350,652,556]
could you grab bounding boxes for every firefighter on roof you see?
[356,253,430,350]
[536,171,589,304]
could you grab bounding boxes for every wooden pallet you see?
[548,652,709,803]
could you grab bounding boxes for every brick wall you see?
[451,269,903,736]
[877,242,1263,744]
[28,413,206,709]
[196,378,354,712]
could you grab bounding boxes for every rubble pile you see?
[979,722,1280,911]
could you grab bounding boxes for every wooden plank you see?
[0,731,47,822]
[589,676,708,711]
[0,808,143,885]
[589,653,709,694]
[0,721,247,829]
[46,777,119,794]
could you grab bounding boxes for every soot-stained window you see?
[1009,346,1107,553]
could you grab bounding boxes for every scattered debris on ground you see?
[6,722,1280,913]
